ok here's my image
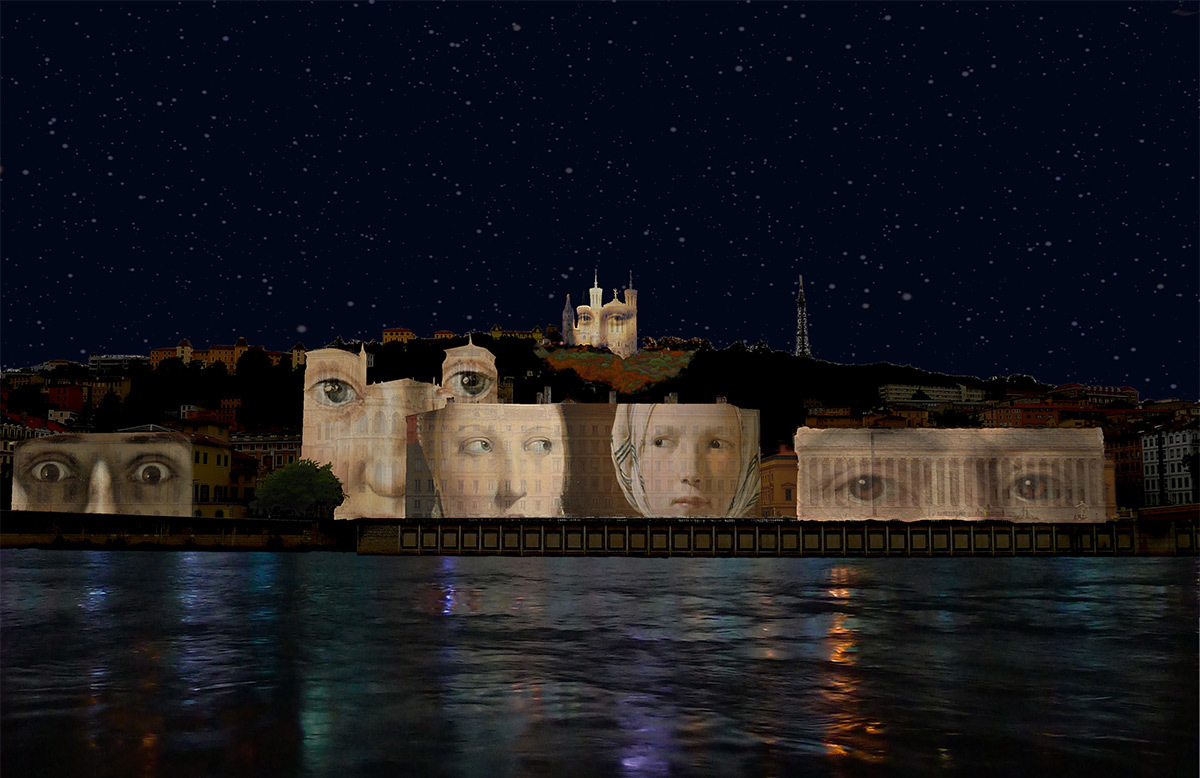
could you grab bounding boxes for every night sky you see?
[2,2,1197,399]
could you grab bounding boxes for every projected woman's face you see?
[639,404,743,518]
[12,433,193,516]
[427,405,565,518]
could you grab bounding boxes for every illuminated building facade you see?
[759,446,798,518]
[1142,422,1200,507]
[382,328,416,344]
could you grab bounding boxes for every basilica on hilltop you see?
[561,271,639,359]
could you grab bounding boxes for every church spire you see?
[589,268,604,309]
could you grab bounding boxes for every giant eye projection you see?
[12,432,193,517]
[313,379,358,406]
[792,428,1108,522]
[441,335,498,404]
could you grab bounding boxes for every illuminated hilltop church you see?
[561,271,639,359]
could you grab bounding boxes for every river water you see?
[1,550,1196,777]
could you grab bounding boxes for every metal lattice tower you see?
[794,274,812,358]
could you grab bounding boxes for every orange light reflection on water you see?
[819,566,889,766]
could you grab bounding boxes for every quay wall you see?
[1,511,1196,557]
[0,511,353,552]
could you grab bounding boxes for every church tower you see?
[588,269,604,309]
[794,274,812,358]
[562,294,576,346]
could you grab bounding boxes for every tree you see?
[1183,448,1200,505]
[4,385,50,418]
[251,460,345,518]
[92,391,124,432]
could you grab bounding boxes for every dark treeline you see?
[5,352,304,432]
[133,351,304,431]
[7,337,1048,446]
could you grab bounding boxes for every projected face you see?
[612,404,759,519]
[424,405,565,518]
[12,433,193,516]
[640,404,742,517]
[302,348,443,518]
[573,299,637,357]
[793,428,1107,521]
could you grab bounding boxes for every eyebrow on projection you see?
[125,450,188,467]
[309,365,359,384]
[36,434,85,444]
[26,451,82,468]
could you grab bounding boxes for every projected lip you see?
[672,497,711,509]
[365,482,403,498]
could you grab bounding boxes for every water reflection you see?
[1,552,1197,777]
[818,565,888,768]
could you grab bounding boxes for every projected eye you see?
[652,437,677,451]
[833,473,908,504]
[461,438,493,455]
[849,475,893,502]
[578,313,594,325]
[312,379,357,406]
[1011,474,1060,502]
[451,371,492,397]
[523,438,553,455]
[131,462,174,485]
[30,460,74,483]
[708,438,733,450]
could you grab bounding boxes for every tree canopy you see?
[250,460,345,518]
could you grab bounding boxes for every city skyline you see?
[2,3,1196,398]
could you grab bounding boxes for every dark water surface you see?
[2,551,1196,777]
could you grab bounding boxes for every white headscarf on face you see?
[610,404,761,518]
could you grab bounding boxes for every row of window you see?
[1145,477,1194,490]
[191,484,255,503]
[193,451,230,467]
[1146,462,1193,475]
[1143,436,1198,451]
